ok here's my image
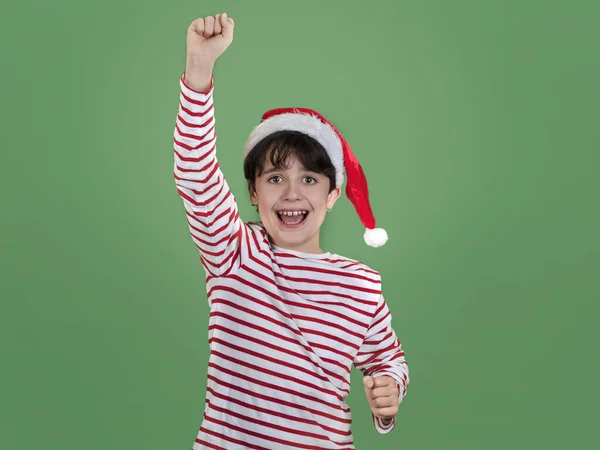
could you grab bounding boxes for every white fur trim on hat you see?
[243,113,345,187]
[364,228,389,247]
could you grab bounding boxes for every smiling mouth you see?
[276,210,309,228]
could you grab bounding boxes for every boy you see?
[174,13,409,450]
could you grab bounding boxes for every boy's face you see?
[250,154,341,254]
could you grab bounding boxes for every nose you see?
[283,180,302,201]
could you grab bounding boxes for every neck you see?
[269,233,324,255]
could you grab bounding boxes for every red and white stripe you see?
[174,74,409,449]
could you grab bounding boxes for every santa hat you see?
[243,107,388,248]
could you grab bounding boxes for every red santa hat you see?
[243,107,388,248]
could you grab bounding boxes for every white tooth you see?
[292,211,299,216]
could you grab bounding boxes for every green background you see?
[2,0,598,449]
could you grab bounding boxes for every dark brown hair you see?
[243,130,337,193]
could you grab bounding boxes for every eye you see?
[267,175,283,184]
[303,176,317,185]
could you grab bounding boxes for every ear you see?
[248,182,258,206]
[327,186,342,210]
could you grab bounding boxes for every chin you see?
[269,229,310,246]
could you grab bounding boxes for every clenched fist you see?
[185,13,235,91]
[363,375,400,420]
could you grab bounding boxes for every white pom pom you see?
[364,228,388,247]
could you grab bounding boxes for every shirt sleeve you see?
[173,73,246,277]
[353,294,409,434]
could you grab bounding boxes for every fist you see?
[363,375,400,420]
[186,13,235,66]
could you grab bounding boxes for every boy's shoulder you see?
[326,252,381,280]
[324,253,383,302]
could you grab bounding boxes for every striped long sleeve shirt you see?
[174,74,409,450]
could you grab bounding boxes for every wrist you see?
[183,70,213,93]
[184,59,214,92]
[374,414,395,434]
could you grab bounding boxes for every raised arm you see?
[174,13,244,277]
[354,295,410,434]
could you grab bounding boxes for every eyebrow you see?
[262,166,282,175]
[261,166,318,176]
